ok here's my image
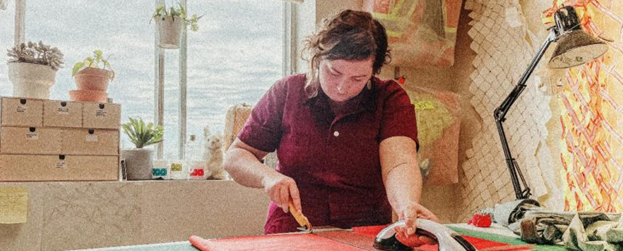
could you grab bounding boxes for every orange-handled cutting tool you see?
[288,201,311,231]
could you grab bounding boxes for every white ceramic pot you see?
[122,148,154,180]
[8,62,57,99]
[157,16,183,49]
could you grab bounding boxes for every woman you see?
[223,9,438,245]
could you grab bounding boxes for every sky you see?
[0,0,284,160]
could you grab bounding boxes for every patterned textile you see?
[363,0,463,68]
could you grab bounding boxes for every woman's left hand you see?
[394,202,439,246]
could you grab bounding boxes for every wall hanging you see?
[363,0,463,68]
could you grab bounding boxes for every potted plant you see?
[6,41,64,99]
[121,117,164,180]
[153,3,202,49]
[70,50,114,102]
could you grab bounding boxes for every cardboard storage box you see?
[0,97,43,127]
[0,154,119,181]
[61,128,119,155]
[82,102,121,129]
[43,100,83,128]
[0,126,61,154]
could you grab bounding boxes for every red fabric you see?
[238,74,418,234]
[352,225,388,237]
[191,225,531,251]
[189,234,365,251]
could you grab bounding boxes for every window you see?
[4,0,286,160]
[15,0,157,142]
[0,3,16,95]
[173,0,284,159]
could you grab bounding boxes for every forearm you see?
[379,136,423,213]
[384,161,423,212]
[223,147,278,189]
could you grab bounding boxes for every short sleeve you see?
[378,82,419,150]
[237,79,288,152]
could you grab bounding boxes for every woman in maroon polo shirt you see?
[223,9,438,244]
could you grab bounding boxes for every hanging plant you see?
[152,3,202,49]
[152,3,202,32]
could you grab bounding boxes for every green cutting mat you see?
[70,241,197,251]
[450,226,567,251]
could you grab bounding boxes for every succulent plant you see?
[7,41,64,71]
[122,117,164,148]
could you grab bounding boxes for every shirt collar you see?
[304,77,378,115]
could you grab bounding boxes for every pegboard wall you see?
[456,0,556,221]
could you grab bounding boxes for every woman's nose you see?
[336,80,347,94]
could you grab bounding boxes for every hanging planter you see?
[6,41,64,99]
[157,16,183,49]
[152,3,202,50]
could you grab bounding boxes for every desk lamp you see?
[493,6,608,199]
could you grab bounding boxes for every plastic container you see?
[169,159,186,180]
[185,135,205,180]
[152,159,169,180]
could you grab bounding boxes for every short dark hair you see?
[303,10,391,97]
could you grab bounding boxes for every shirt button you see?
[333,131,339,137]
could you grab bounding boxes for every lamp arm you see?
[493,28,557,199]
[494,29,557,121]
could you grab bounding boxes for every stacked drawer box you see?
[0,97,121,181]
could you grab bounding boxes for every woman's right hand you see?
[261,172,301,214]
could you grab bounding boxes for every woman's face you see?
[318,57,374,103]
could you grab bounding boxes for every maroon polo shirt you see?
[238,74,418,234]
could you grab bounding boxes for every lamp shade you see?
[547,6,608,69]
[548,29,608,69]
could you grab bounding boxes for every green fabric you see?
[562,213,623,251]
[450,227,568,251]
[606,228,623,243]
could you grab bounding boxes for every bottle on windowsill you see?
[185,134,206,180]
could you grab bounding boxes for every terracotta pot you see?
[8,62,57,99]
[122,148,154,180]
[69,89,107,103]
[74,67,113,91]
[156,16,183,49]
